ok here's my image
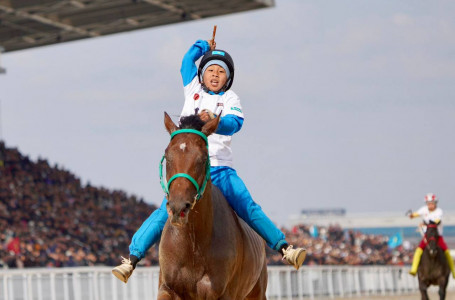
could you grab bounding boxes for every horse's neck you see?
[425,245,444,260]
[191,183,214,246]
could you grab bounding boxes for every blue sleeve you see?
[215,115,244,136]
[181,40,210,87]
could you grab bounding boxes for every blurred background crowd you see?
[267,224,413,266]
[0,142,413,269]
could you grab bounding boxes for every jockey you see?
[112,39,307,283]
[408,193,455,278]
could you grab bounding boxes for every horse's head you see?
[162,112,220,226]
[425,221,440,257]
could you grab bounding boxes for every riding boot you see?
[444,250,455,279]
[280,244,307,270]
[112,255,139,283]
[409,247,423,276]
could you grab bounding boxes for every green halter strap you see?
[159,129,211,206]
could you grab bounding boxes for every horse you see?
[157,112,268,299]
[417,222,450,300]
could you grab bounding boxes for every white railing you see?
[1,266,454,300]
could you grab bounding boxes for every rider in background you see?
[408,193,455,278]
[112,38,307,283]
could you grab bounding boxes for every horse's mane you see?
[179,114,205,131]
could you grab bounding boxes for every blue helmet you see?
[198,49,235,92]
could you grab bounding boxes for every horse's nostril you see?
[178,203,192,218]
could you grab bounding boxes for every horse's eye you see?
[198,155,207,164]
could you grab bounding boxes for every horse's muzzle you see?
[167,200,192,226]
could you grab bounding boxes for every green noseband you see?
[159,129,211,204]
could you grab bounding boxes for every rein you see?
[424,223,439,245]
[159,129,211,208]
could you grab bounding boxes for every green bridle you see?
[159,129,211,206]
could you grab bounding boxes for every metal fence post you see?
[2,275,8,300]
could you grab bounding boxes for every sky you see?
[1,0,454,226]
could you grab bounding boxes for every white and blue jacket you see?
[180,40,244,168]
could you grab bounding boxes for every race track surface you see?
[332,290,455,299]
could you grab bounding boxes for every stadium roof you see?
[0,0,274,53]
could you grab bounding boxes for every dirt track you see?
[332,290,455,299]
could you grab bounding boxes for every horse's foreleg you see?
[420,289,429,300]
[438,277,449,300]
[439,288,446,300]
[245,260,268,300]
[418,282,429,300]
[157,285,181,300]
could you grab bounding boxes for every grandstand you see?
[0,141,160,268]
[0,0,273,53]
[2,2,454,298]
[0,142,418,268]
[0,0,273,73]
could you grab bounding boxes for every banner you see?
[388,232,403,249]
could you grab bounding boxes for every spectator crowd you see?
[0,141,413,269]
[267,224,413,267]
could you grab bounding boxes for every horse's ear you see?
[164,112,178,135]
[201,113,221,137]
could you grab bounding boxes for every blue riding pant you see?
[129,166,287,259]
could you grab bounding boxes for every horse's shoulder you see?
[210,186,265,253]
[211,186,229,207]
[210,186,240,234]
[210,187,254,233]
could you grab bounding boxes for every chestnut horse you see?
[157,112,268,299]
[417,222,450,300]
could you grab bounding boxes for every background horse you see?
[157,113,268,299]
[417,222,450,300]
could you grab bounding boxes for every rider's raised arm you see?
[413,205,428,219]
[180,40,211,118]
[180,40,210,87]
[410,211,420,219]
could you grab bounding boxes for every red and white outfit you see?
[416,206,447,251]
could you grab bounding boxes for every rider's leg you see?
[210,166,306,269]
[444,250,455,279]
[112,197,168,283]
[129,197,168,259]
[211,166,285,250]
[409,246,424,276]
[439,236,455,278]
